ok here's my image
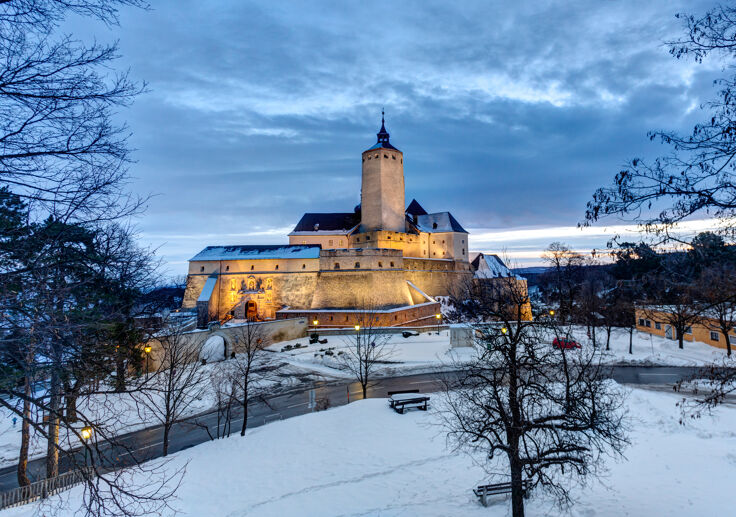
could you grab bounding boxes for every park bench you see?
[387,391,430,414]
[473,480,531,507]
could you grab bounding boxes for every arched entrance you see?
[246,300,258,320]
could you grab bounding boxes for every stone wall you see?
[144,317,308,370]
[277,301,440,328]
[310,269,414,309]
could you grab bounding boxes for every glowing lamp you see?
[435,314,441,320]
[80,426,93,441]
[354,325,360,331]
[143,345,152,354]
[501,327,508,334]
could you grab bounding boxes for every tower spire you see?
[377,109,390,144]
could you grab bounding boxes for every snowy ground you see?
[0,360,320,470]
[269,326,731,380]
[4,385,735,517]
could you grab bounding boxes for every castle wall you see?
[277,301,440,328]
[288,234,349,249]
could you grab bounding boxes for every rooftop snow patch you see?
[472,253,523,279]
[415,212,468,233]
[190,245,321,262]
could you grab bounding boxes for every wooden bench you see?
[473,480,531,507]
[388,392,430,413]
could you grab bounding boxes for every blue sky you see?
[72,0,722,273]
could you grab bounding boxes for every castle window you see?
[433,222,438,229]
[462,249,465,255]
[339,240,343,246]
[251,265,254,270]
[226,265,230,271]
[302,264,306,269]
[462,239,465,244]
[387,235,391,240]
[433,252,436,256]
[392,155,396,160]
[384,154,388,159]
[302,240,306,244]
[442,240,445,244]
[401,159,403,164]
[390,261,395,267]
[275,264,279,270]
[200,266,205,272]
[366,235,370,240]
[432,240,436,244]
[356,237,360,242]
[328,239,333,246]
[247,279,256,290]
[334,263,340,269]
[374,154,379,158]
[355,262,360,268]
[330,316,333,321]
[378,262,383,268]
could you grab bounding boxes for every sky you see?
[70,0,723,274]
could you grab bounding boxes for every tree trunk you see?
[723,330,732,357]
[361,383,367,400]
[240,398,249,437]
[509,453,525,517]
[606,328,611,351]
[628,327,633,355]
[46,370,61,478]
[66,390,78,423]
[162,424,170,456]
[115,351,126,392]
[678,331,684,349]
[17,377,31,487]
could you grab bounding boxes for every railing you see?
[0,467,93,510]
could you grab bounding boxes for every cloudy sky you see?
[72,0,722,274]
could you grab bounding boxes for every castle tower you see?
[360,112,405,233]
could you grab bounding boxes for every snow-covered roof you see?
[197,275,218,302]
[471,253,522,279]
[415,212,468,234]
[190,245,321,262]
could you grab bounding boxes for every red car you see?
[553,337,581,350]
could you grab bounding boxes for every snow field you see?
[3,385,736,517]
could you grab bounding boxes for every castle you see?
[182,115,520,328]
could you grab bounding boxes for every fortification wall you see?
[310,269,413,309]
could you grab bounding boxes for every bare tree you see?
[698,264,736,357]
[209,361,237,440]
[227,321,282,437]
[584,4,736,241]
[137,323,206,456]
[440,276,629,517]
[338,304,394,399]
[541,243,588,323]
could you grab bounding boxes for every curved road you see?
[0,365,706,491]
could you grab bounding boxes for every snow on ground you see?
[269,326,731,380]
[4,385,735,517]
[0,359,320,470]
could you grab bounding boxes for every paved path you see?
[0,365,707,491]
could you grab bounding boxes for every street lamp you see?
[354,324,360,332]
[313,319,319,327]
[501,327,508,335]
[81,425,93,464]
[435,313,441,334]
[549,309,555,317]
[143,345,152,373]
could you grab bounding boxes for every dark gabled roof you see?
[405,199,428,217]
[290,212,360,234]
[415,212,468,234]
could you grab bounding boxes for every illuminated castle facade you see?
[182,116,512,328]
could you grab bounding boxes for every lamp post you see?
[313,319,319,328]
[435,313,441,335]
[143,345,152,374]
[549,309,555,318]
[81,425,93,464]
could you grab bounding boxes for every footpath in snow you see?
[3,385,735,517]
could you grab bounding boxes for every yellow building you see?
[635,307,735,350]
[182,115,520,328]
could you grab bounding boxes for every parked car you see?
[552,337,581,349]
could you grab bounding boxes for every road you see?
[0,365,707,491]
